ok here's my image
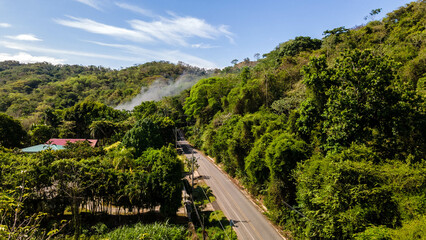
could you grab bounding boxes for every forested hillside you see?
[182,1,425,239]
[0,61,208,120]
[0,1,425,239]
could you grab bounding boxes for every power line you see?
[198,183,231,240]
[176,130,231,240]
[281,199,311,222]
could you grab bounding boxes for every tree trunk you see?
[72,197,81,240]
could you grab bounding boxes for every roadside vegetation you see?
[0,1,425,239]
[183,1,426,239]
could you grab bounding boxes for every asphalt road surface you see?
[178,139,284,240]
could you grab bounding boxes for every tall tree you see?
[0,113,27,148]
[300,49,425,159]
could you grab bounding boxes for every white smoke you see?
[115,73,203,111]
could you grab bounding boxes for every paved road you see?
[178,139,284,240]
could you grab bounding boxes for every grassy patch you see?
[89,222,187,240]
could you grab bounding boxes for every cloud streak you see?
[55,13,233,47]
[128,15,233,46]
[55,16,154,43]
[6,34,42,41]
[0,40,217,69]
[115,2,154,17]
[0,23,11,28]
[0,52,65,64]
[191,43,217,49]
[0,40,139,62]
[89,41,217,68]
[75,0,102,10]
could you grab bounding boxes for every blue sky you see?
[0,0,414,69]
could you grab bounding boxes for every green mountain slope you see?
[182,1,426,239]
[0,1,424,239]
[0,61,208,119]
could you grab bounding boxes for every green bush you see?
[354,226,391,240]
[295,147,401,239]
[99,222,187,240]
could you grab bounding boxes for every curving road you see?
[178,139,284,240]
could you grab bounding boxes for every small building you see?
[21,144,66,153]
[21,138,98,153]
[46,138,98,147]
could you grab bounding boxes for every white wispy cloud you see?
[0,52,65,65]
[75,0,102,10]
[191,43,217,49]
[6,34,42,41]
[89,41,217,68]
[0,40,216,68]
[54,16,154,43]
[129,15,233,46]
[115,2,154,17]
[0,40,139,62]
[0,23,11,28]
[56,13,234,47]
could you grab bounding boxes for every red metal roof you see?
[46,139,98,147]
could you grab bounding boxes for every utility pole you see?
[263,72,269,108]
[230,220,234,239]
[266,74,268,108]
[174,127,178,148]
[191,148,195,193]
[190,146,205,239]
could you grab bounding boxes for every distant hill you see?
[0,61,208,119]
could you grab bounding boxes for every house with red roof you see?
[46,138,98,147]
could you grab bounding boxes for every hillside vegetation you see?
[0,1,425,239]
[0,61,208,120]
[183,1,425,239]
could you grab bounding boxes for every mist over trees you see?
[0,1,425,239]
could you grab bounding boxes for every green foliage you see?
[227,112,283,176]
[121,116,175,158]
[133,101,160,120]
[0,188,49,240]
[0,2,425,239]
[226,78,264,114]
[389,215,426,240]
[265,133,309,206]
[0,113,28,148]
[294,98,320,142]
[0,61,207,119]
[197,210,237,240]
[278,36,322,57]
[0,142,185,237]
[30,124,57,145]
[323,26,350,37]
[88,120,119,143]
[271,94,304,115]
[98,222,187,240]
[55,141,105,160]
[295,146,401,239]
[354,226,391,240]
[184,77,235,124]
[203,113,240,165]
[301,49,426,159]
[62,101,127,138]
[138,146,183,216]
[244,133,274,193]
[417,74,426,97]
[379,160,426,221]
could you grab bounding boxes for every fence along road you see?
[178,137,284,240]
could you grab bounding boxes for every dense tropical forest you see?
[1,1,425,239]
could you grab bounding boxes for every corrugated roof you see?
[21,144,66,153]
[46,138,98,147]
